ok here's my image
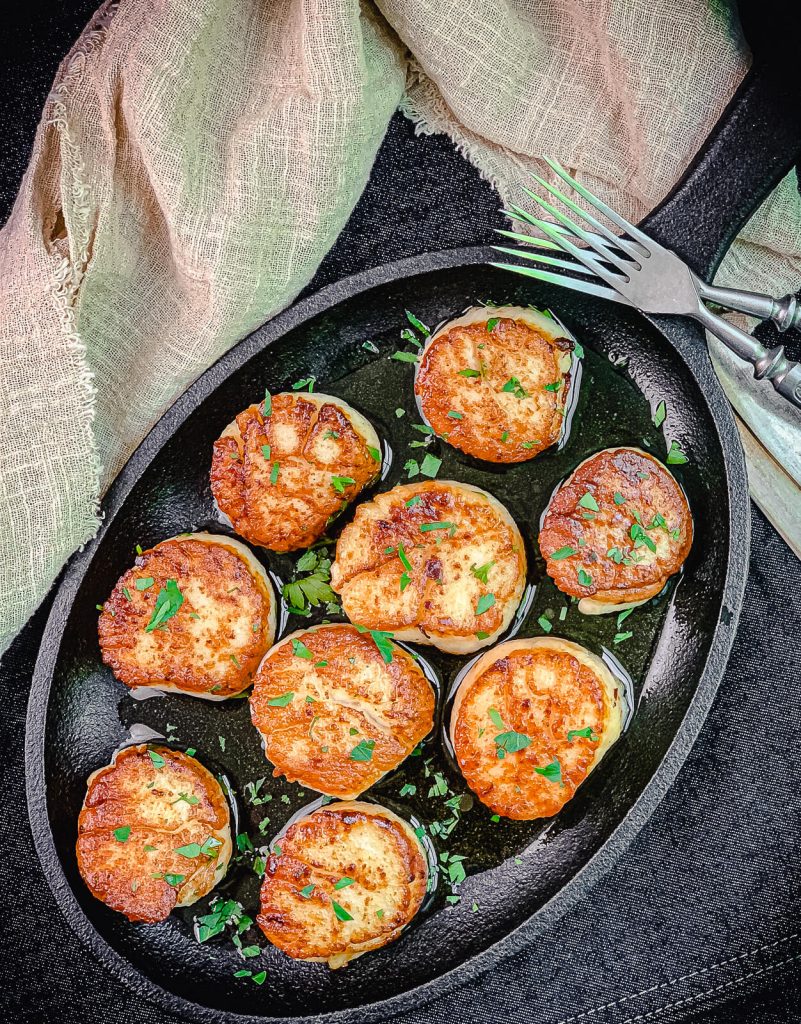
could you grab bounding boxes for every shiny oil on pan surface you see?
[26,249,748,1024]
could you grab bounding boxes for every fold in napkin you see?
[0,0,798,655]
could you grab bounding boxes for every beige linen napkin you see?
[1,0,798,655]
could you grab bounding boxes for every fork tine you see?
[494,235,602,278]
[524,177,646,263]
[518,202,633,287]
[521,188,636,277]
[505,207,631,256]
[496,228,614,271]
[489,260,628,304]
[543,157,654,250]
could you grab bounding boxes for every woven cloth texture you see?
[1,0,801,655]
[4,112,801,1024]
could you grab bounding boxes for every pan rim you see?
[25,245,750,1024]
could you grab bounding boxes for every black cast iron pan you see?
[24,57,801,1024]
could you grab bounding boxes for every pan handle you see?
[642,63,801,282]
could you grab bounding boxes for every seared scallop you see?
[257,801,427,968]
[210,392,381,551]
[98,532,276,699]
[450,637,623,820]
[250,624,434,799]
[414,305,575,463]
[330,481,527,654]
[539,447,692,614]
[76,745,232,922]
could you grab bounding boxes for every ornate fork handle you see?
[695,277,801,333]
[694,302,801,409]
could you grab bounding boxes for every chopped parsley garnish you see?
[349,739,376,762]
[399,783,417,797]
[534,759,562,783]
[148,749,166,770]
[400,572,411,592]
[263,390,272,416]
[353,625,395,663]
[419,453,442,479]
[543,380,562,392]
[267,691,295,707]
[135,576,154,591]
[470,561,493,584]
[173,792,199,805]
[395,407,406,418]
[405,495,422,507]
[299,884,315,898]
[405,309,430,335]
[269,461,280,485]
[572,340,584,359]
[559,606,568,621]
[367,445,381,462]
[419,521,456,534]
[144,577,183,630]
[236,833,254,854]
[475,630,490,640]
[630,522,657,552]
[613,491,626,505]
[550,546,577,560]
[404,458,420,478]
[323,430,340,441]
[577,568,593,587]
[501,376,528,399]
[260,444,271,460]
[397,544,413,573]
[391,350,418,363]
[113,826,131,843]
[537,615,552,633]
[486,317,500,332]
[666,440,689,465]
[568,727,598,742]
[614,631,634,645]
[122,587,132,601]
[362,340,379,353]
[334,876,355,890]
[617,608,634,627]
[475,593,496,616]
[291,638,314,659]
[330,474,356,494]
[494,729,531,758]
[447,410,463,419]
[291,376,315,392]
[458,368,481,378]
[653,400,666,427]
[578,492,599,512]
[332,901,353,922]
[176,842,203,858]
[197,900,250,943]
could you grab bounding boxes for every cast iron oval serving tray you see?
[26,243,749,1024]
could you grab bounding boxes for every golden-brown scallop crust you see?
[330,480,527,654]
[539,447,692,610]
[257,801,427,967]
[210,393,380,552]
[250,625,434,799]
[450,638,623,820]
[76,745,232,923]
[98,535,275,698]
[415,307,572,463]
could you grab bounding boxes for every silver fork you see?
[490,157,801,411]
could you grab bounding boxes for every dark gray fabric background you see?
[3,6,801,1024]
